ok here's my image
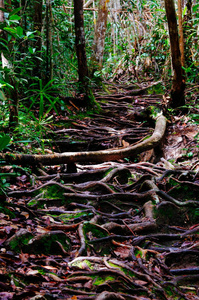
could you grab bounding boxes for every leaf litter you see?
[0,83,199,299]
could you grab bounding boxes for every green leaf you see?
[16,26,23,37]
[0,80,14,89]
[0,7,8,13]
[193,4,199,13]
[187,152,193,158]
[26,31,36,37]
[9,15,21,21]
[4,27,17,37]
[0,135,10,151]
[8,7,22,16]
[28,47,36,54]
[0,90,6,101]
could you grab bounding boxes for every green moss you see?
[86,88,101,112]
[147,83,165,95]
[83,222,108,239]
[40,185,65,200]
[58,211,93,222]
[82,222,111,255]
[38,269,46,275]
[170,185,196,201]
[71,259,94,269]
[107,262,135,278]
[27,199,38,207]
[164,285,181,299]
[104,168,114,176]
[9,231,33,252]
[93,275,115,285]
[28,231,71,255]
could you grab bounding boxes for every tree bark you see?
[183,0,193,69]
[178,0,185,68]
[73,0,98,109]
[0,0,6,40]
[46,0,53,83]
[0,1,19,129]
[0,114,167,165]
[0,0,4,22]
[93,0,110,68]
[164,0,185,108]
[74,0,89,84]
[8,76,19,129]
[33,0,43,77]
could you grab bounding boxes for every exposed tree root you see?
[0,114,166,165]
[1,91,198,299]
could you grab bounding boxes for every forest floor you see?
[0,82,199,300]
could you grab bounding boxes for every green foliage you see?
[0,134,11,197]
[190,112,199,126]
[0,0,198,148]
[0,133,10,151]
[24,78,61,120]
[0,175,10,198]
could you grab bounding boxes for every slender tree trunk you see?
[1,53,19,129]
[93,0,110,68]
[0,0,7,40]
[164,0,185,108]
[0,0,4,22]
[0,1,18,129]
[8,77,19,129]
[73,0,99,109]
[74,0,89,84]
[33,0,43,77]
[46,0,53,83]
[34,0,43,51]
[178,0,185,68]
[183,0,193,68]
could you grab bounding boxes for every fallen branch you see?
[0,115,166,165]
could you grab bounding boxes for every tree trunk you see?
[46,0,53,83]
[1,53,19,129]
[183,0,193,69]
[33,0,43,77]
[164,0,185,108]
[0,0,4,22]
[73,0,98,109]
[0,2,19,129]
[178,0,185,68]
[74,0,89,84]
[0,0,6,40]
[93,0,110,68]
[8,77,19,129]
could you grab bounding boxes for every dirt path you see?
[0,85,199,299]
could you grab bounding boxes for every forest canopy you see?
[0,0,198,129]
